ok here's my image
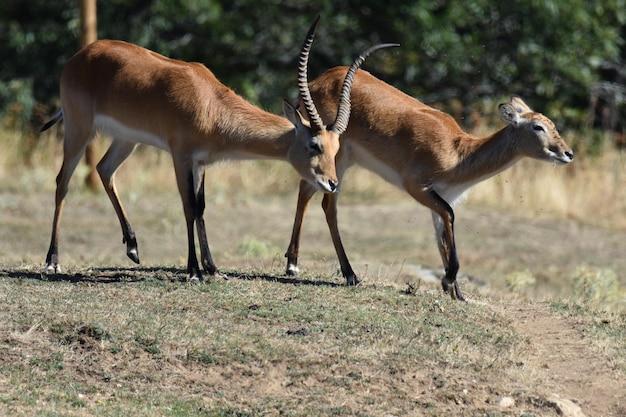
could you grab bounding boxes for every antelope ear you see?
[510,95,533,114]
[499,103,526,126]
[283,99,308,129]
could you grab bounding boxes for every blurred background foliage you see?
[1,0,626,139]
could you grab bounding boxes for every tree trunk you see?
[79,0,100,191]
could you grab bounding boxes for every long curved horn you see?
[298,15,325,133]
[331,43,400,135]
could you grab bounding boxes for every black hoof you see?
[442,280,466,302]
[202,261,218,275]
[127,248,140,264]
[346,275,360,286]
[286,264,299,277]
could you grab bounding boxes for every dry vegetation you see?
[11,123,626,229]
[1,122,625,416]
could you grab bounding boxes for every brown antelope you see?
[40,17,395,281]
[284,67,574,301]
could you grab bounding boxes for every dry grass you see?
[471,160,626,230]
[12,125,626,230]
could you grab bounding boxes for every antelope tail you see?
[40,110,63,132]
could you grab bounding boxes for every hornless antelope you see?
[284,68,574,301]
[40,17,394,281]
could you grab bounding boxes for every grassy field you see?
[0,270,524,416]
[1,125,625,415]
[1,266,624,416]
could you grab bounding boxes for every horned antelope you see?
[40,17,395,281]
[284,67,574,301]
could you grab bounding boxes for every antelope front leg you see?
[321,192,359,285]
[285,179,318,276]
[185,218,202,282]
[436,225,464,301]
[410,185,465,301]
[193,169,219,276]
[175,164,204,282]
[428,196,465,302]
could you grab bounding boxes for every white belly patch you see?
[349,142,404,189]
[94,115,170,152]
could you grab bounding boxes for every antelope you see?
[284,67,574,301]
[40,17,395,281]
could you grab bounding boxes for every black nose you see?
[565,150,574,160]
[328,179,338,192]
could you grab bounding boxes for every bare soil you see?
[501,303,626,417]
[1,189,625,415]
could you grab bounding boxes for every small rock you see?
[548,394,586,417]
[499,396,515,408]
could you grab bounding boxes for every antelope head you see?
[283,15,399,192]
[499,96,574,165]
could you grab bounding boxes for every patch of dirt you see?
[501,302,626,417]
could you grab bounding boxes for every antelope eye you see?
[308,140,323,154]
[533,124,546,132]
